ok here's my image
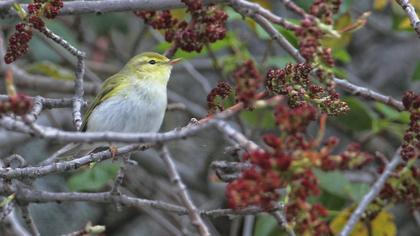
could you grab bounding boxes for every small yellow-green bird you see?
[82,52,180,133]
[47,52,180,161]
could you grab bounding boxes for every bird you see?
[45,52,181,163]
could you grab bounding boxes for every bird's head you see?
[123,52,181,83]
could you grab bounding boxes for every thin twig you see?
[0,185,272,218]
[19,205,40,236]
[3,210,30,236]
[395,0,420,37]
[339,150,402,236]
[215,120,260,151]
[158,145,210,236]
[0,0,15,10]
[0,144,150,179]
[271,211,296,236]
[39,27,86,130]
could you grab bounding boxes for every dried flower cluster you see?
[266,63,349,115]
[310,0,342,25]
[226,103,372,235]
[295,0,341,65]
[401,91,420,161]
[233,60,263,107]
[0,94,33,116]
[135,0,227,52]
[378,164,420,212]
[29,0,64,19]
[207,81,232,113]
[4,23,33,64]
[4,0,63,63]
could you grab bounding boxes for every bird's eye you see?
[148,60,156,65]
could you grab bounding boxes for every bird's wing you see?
[81,73,128,131]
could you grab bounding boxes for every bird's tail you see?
[41,143,85,165]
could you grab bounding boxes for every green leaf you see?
[254,23,298,47]
[29,37,61,62]
[313,169,369,202]
[291,0,312,11]
[83,13,129,35]
[411,61,420,81]
[254,214,286,236]
[310,191,347,212]
[372,118,391,133]
[45,20,78,47]
[240,108,276,129]
[255,23,270,40]
[348,183,370,202]
[333,97,373,131]
[333,49,351,63]
[266,56,294,68]
[26,61,75,81]
[332,67,348,79]
[374,103,402,120]
[68,162,119,192]
[226,7,243,21]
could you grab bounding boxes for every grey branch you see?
[3,210,31,236]
[158,146,210,236]
[230,0,297,30]
[0,144,146,178]
[271,211,296,236]
[39,27,86,130]
[0,0,15,10]
[215,120,260,151]
[0,115,216,143]
[19,205,40,236]
[0,185,272,218]
[395,0,420,37]
[0,0,226,18]
[1,94,86,111]
[339,150,402,236]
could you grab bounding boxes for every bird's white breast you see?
[86,81,167,133]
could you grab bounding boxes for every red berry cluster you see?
[226,162,282,209]
[378,165,420,211]
[4,0,63,63]
[310,0,342,25]
[286,201,331,235]
[134,10,177,30]
[225,102,374,234]
[4,23,33,64]
[294,18,325,63]
[266,63,349,115]
[0,94,33,116]
[401,91,420,161]
[181,0,203,13]
[28,0,64,19]
[274,102,316,133]
[321,143,374,171]
[207,81,232,113]
[233,60,263,107]
[136,1,227,52]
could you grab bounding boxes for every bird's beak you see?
[169,58,182,65]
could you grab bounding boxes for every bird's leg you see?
[109,144,119,161]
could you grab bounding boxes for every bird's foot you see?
[109,145,118,161]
